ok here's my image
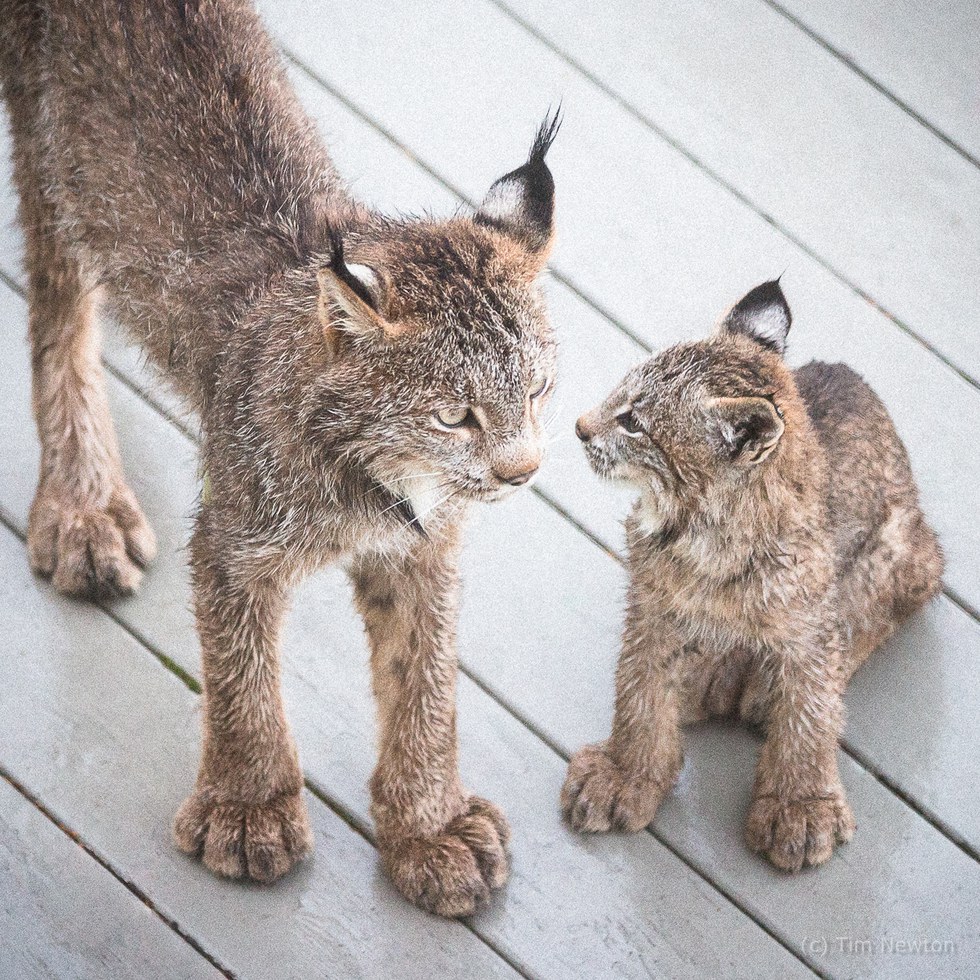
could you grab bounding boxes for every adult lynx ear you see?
[716,279,792,355]
[474,108,561,266]
[317,229,395,352]
[706,396,785,466]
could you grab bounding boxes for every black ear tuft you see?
[474,106,562,256]
[718,279,792,355]
[528,103,563,168]
[327,227,379,311]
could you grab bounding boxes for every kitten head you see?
[311,113,561,528]
[575,281,794,533]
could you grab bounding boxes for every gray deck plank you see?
[0,286,804,979]
[491,0,980,380]
[774,0,980,162]
[0,778,220,980]
[846,595,980,850]
[0,521,517,980]
[2,269,976,976]
[460,498,980,978]
[246,5,980,615]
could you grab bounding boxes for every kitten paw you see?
[378,797,510,917]
[28,484,156,599]
[746,791,855,872]
[174,789,313,883]
[561,743,670,833]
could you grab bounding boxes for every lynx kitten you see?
[563,281,942,871]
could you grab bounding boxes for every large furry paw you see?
[28,484,157,599]
[379,797,510,918]
[746,791,856,872]
[561,743,671,833]
[173,789,313,883]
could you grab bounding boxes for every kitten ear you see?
[474,108,561,266]
[716,279,792,355]
[317,230,394,351]
[706,396,785,466]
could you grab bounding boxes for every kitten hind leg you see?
[840,506,944,686]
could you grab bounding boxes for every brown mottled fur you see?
[563,282,942,871]
[2,0,560,915]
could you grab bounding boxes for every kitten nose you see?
[575,417,592,442]
[495,465,539,487]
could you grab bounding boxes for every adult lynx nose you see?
[494,464,539,487]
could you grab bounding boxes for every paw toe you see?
[748,794,854,872]
[562,744,664,834]
[175,792,311,883]
[381,797,510,917]
[29,491,154,600]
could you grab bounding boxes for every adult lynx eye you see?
[530,375,551,399]
[435,407,475,429]
[617,409,644,435]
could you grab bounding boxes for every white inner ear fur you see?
[478,177,525,223]
[746,430,783,465]
[318,265,387,340]
[345,263,379,302]
[744,304,790,348]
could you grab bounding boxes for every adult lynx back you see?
[1,0,559,916]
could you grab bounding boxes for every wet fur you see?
[563,282,942,872]
[1,0,559,914]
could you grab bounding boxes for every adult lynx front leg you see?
[173,516,312,882]
[352,533,509,918]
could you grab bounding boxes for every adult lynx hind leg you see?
[3,46,156,598]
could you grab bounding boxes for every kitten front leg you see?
[351,533,509,918]
[173,517,312,882]
[746,633,855,872]
[562,606,684,833]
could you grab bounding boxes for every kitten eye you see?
[530,375,551,399]
[435,407,475,429]
[617,409,644,435]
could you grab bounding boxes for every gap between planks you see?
[475,0,980,397]
[0,764,235,979]
[760,0,980,172]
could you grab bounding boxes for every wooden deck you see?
[2,1,978,976]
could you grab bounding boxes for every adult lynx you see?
[2,0,559,916]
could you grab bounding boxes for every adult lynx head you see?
[304,114,562,531]
[574,281,796,538]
